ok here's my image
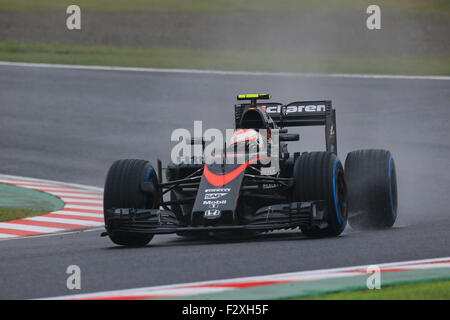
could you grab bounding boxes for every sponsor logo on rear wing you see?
[264,103,326,115]
[258,101,333,129]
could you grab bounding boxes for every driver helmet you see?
[227,129,266,155]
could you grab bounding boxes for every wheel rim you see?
[336,169,348,226]
[143,167,157,209]
[389,156,398,219]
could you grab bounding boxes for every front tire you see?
[103,159,159,246]
[345,149,398,229]
[294,152,348,237]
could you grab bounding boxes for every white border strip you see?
[0,61,449,81]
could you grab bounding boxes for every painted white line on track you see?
[0,180,85,191]
[53,210,103,217]
[50,190,102,195]
[21,187,100,195]
[62,198,103,204]
[0,61,448,81]
[51,211,103,218]
[0,222,63,233]
[0,174,103,193]
[128,287,234,297]
[0,180,77,189]
[26,216,103,226]
[0,227,103,242]
[64,205,103,210]
[49,192,102,198]
[53,209,103,216]
[0,233,18,238]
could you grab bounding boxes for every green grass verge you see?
[0,207,49,222]
[1,42,449,76]
[0,182,65,212]
[0,0,448,14]
[300,279,450,300]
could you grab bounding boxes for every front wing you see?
[102,200,329,235]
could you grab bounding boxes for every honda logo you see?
[204,209,221,218]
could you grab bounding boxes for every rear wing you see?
[234,100,337,154]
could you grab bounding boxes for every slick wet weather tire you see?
[345,149,398,229]
[103,159,159,246]
[295,152,348,237]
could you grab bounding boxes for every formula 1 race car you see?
[102,94,398,246]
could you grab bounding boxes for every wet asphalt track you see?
[0,65,449,299]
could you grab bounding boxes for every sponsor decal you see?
[205,188,231,193]
[204,209,221,218]
[262,183,281,190]
[266,104,326,114]
[204,188,230,200]
[203,200,227,206]
[204,193,228,200]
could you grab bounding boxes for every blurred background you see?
[0,0,448,75]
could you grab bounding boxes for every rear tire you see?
[103,159,159,246]
[345,149,398,229]
[294,152,348,237]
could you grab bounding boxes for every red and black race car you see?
[102,94,398,246]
